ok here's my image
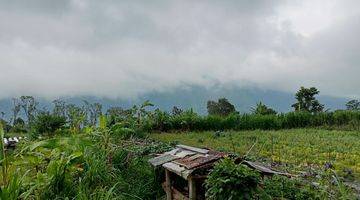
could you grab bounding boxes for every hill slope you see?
[0,86,349,119]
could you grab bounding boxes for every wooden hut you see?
[149,144,293,200]
[149,145,227,200]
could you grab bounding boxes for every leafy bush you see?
[149,109,172,132]
[262,175,319,200]
[206,159,320,200]
[251,102,277,115]
[205,158,260,199]
[11,133,167,200]
[33,113,66,135]
[111,123,145,139]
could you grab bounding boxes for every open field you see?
[151,129,360,179]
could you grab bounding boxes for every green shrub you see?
[81,149,111,189]
[111,124,144,139]
[223,113,241,129]
[205,158,261,199]
[33,113,66,135]
[262,176,319,200]
[202,115,224,130]
[150,110,172,132]
[112,149,129,171]
[205,159,320,200]
[282,112,312,129]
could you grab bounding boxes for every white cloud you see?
[0,0,359,99]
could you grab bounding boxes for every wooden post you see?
[165,169,172,200]
[188,177,196,200]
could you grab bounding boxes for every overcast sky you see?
[0,0,359,99]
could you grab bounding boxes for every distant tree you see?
[11,98,21,126]
[0,119,11,132]
[13,117,25,127]
[107,107,130,118]
[171,106,183,116]
[251,102,277,115]
[346,99,360,110]
[207,98,236,116]
[9,117,26,133]
[33,113,66,135]
[132,100,154,125]
[0,112,11,132]
[106,107,126,117]
[20,96,38,124]
[66,104,87,131]
[107,107,125,125]
[83,101,102,126]
[53,99,67,117]
[292,87,324,113]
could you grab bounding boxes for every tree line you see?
[0,86,359,135]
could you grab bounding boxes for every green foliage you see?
[111,124,144,139]
[66,104,87,132]
[146,109,172,132]
[41,151,83,198]
[19,96,38,124]
[292,87,324,113]
[113,127,137,139]
[205,158,339,200]
[33,113,66,135]
[153,129,360,184]
[99,115,107,130]
[0,124,7,186]
[251,102,277,115]
[0,170,25,200]
[207,98,236,116]
[262,176,318,200]
[2,95,360,199]
[205,158,260,199]
[5,95,360,134]
[171,106,183,116]
[83,101,103,127]
[76,183,121,200]
[9,117,27,133]
[346,99,360,110]
[145,110,360,132]
[106,107,134,127]
[3,129,168,199]
[0,119,11,133]
[52,99,67,118]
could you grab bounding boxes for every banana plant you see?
[132,100,154,126]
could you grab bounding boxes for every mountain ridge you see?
[0,86,349,119]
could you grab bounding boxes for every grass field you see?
[151,129,360,180]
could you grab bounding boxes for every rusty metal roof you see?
[149,144,226,179]
[149,144,293,179]
[173,151,226,170]
[149,145,227,179]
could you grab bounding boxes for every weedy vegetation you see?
[0,88,359,199]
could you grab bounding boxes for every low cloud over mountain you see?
[0,0,359,99]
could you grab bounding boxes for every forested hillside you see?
[0,86,349,119]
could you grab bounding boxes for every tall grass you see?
[1,126,169,200]
[143,110,360,132]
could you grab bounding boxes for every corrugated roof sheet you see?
[149,144,292,179]
[149,144,227,179]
